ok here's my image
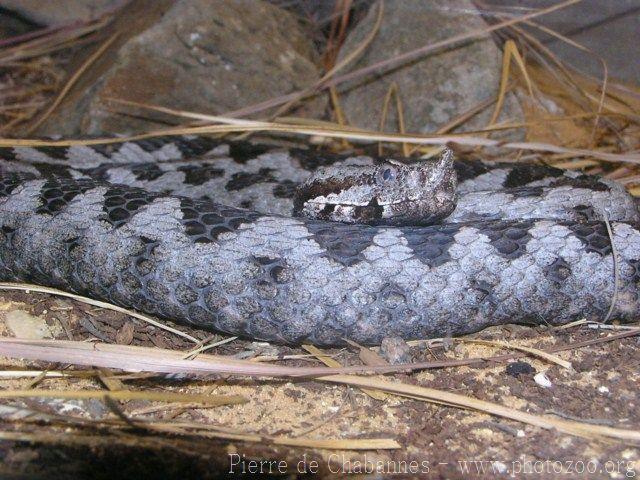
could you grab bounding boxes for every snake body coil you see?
[1,137,639,345]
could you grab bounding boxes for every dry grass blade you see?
[328,87,351,149]
[377,82,409,156]
[0,336,432,376]
[0,328,638,377]
[602,209,619,323]
[0,18,111,64]
[271,0,385,119]
[500,16,632,136]
[182,336,238,359]
[0,57,65,133]
[0,338,638,443]
[323,375,640,443]
[0,427,399,451]
[322,0,353,69]
[487,39,534,128]
[201,433,399,450]
[0,370,76,379]
[0,400,400,451]
[106,97,271,126]
[96,366,126,391]
[3,117,638,164]
[551,158,600,169]
[521,19,609,142]
[436,94,499,137]
[342,338,388,367]
[0,388,246,406]
[302,344,387,400]
[323,0,354,150]
[221,0,582,119]
[26,32,120,134]
[0,282,199,343]
[457,339,572,370]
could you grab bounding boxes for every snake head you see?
[293,148,457,225]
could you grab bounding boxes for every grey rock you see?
[336,0,523,138]
[487,0,640,86]
[0,0,125,26]
[380,336,413,365]
[36,0,325,135]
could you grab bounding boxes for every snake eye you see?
[379,167,397,183]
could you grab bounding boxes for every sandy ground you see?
[0,288,638,479]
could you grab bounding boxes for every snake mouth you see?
[303,197,433,208]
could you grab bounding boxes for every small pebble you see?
[534,372,553,388]
[380,337,413,365]
[4,310,61,339]
[505,361,535,377]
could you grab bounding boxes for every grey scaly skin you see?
[0,136,639,345]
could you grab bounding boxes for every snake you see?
[0,135,639,345]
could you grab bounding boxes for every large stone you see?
[35,0,325,135]
[488,0,640,86]
[0,0,124,26]
[336,0,523,137]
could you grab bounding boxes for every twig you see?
[0,329,637,379]
[0,282,199,343]
[0,388,246,406]
[602,210,619,323]
[271,0,385,119]
[4,119,639,164]
[26,32,119,134]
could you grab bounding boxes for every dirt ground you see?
[0,288,638,479]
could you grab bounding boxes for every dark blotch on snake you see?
[33,146,71,161]
[479,220,534,259]
[130,164,165,181]
[32,162,74,178]
[453,160,492,182]
[568,222,612,256]
[401,223,462,268]
[290,148,350,171]
[305,220,380,266]
[549,175,610,192]
[179,197,260,243]
[572,204,598,221]
[225,168,276,191]
[272,180,299,199]
[0,173,36,197]
[102,185,161,228]
[177,165,224,186]
[227,142,271,163]
[503,164,563,188]
[544,257,572,283]
[36,178,96,215]
[0,148,18,162]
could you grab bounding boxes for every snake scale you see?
[1,136,639,345]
